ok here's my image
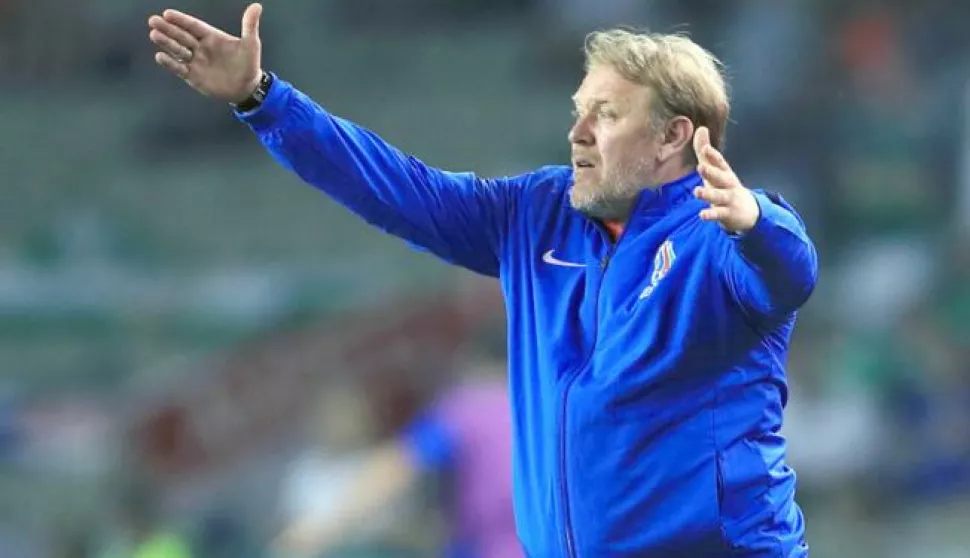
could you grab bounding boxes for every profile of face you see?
[568,65,672,221]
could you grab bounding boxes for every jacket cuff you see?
[233,72,290,131]
[731,190,800,258]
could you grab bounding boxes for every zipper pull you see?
[600,254,611,270]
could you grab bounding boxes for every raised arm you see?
[147,3,526,276]
[691,127,818,320]
[720,191,818,319]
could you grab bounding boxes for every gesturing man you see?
[147,4,817,557]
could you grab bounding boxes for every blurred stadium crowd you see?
[0,0,968,557]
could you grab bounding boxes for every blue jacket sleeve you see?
[722,190,819,321]
[235,75,524,277]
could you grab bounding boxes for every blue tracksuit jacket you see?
[238,76,817,557]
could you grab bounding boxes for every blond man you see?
[148,5,817,557]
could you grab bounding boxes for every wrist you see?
[727,190,761,236]
[232,70,272,112]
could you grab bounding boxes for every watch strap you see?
[233,71,273,113]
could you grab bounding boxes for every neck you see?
[645,160,695,190]
[599,164,697,236]
[581,160,696,226]
[606,163,696,224]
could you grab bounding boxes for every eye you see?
[599,107,619,121]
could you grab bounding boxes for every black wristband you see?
[233,71,273,113]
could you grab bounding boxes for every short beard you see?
[569,160,651,221]
[570,191,638,221]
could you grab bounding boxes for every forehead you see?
[572,65,651,107]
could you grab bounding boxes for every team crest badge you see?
[638,240,676,300]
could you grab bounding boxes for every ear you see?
[656,116,695,164]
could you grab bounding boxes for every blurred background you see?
[1,0,969,557]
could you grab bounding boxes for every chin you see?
[569,187,637,221]
[569,196,618,221]
[568,186,594,213]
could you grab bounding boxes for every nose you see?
[568,114,593,146]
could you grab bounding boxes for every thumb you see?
[241,3,262,40]
[693,126,710,164]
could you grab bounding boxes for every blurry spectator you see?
[276,362,519,558]
[875,304,970,504]
[277,382,409,552]
[783,322,882,496]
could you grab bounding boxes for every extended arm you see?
[237,76,526,276]
[721,191,818,319]
[148,5,528,277]
[692,127,818,319]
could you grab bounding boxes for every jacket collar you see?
[628,170,701,217]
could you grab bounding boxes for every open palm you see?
[147,3,264,103]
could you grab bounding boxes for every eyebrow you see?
[572,97,611,108]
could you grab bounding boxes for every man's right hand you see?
[148,3,264,104]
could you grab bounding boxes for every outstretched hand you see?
[147,3,264,103]
[692,127,760,234]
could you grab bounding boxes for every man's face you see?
[568,65,662,221]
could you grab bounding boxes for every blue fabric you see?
[400,411,455,472]
[401,414,478,558]
[444,543,476,558]
[238,77,818,558]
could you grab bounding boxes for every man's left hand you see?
[692,127,760,234]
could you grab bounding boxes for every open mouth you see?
[574,160,595,169]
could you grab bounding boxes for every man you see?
[147,4,818,556]
[275,363,519,558]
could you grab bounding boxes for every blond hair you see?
[584,29,730,160]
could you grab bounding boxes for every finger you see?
[149,29,193,62]
[699,206,730,222]
[241,3,263,40]
[148,16,199,51]
[697,162,737,190]
[162,9,219,40]
[693,186,730,206]
[703,143,732,172]
[693,126,711,164]
[693,126,733,172]
[155,51,190,79]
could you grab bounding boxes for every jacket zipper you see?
[558,376,578,557]
[558,235,617,557]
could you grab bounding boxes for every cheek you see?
[602,144,640,172]
[597,136,620,166]
[598,128,647,164]
[618,137,657,167]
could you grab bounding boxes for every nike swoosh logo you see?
[542,250,585,268]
